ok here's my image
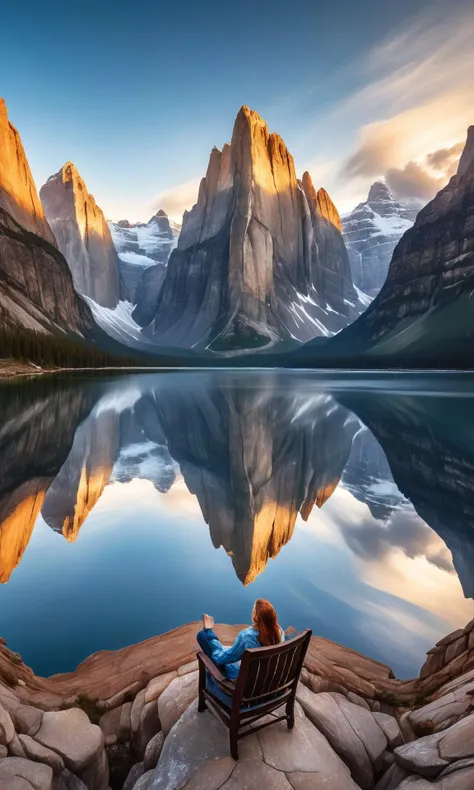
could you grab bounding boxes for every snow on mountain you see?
[84,295,157,350]
[108,210,180,304]
[342,182,419,297]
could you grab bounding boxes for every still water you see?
[1,370,473,679]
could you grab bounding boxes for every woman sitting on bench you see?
[196,598,286,682]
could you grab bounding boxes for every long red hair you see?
[253,599,281,646]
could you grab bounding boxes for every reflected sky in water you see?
[0,370,473,679]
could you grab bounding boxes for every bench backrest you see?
[234,629,312,707]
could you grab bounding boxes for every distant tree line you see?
[0,325,144,369]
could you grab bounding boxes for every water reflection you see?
[0,371,473,676]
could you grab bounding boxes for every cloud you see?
[426,142,465,172]
[150,178,200,223]
[339,508,454,574]
[385,162,443,203]
[327,2,474,211]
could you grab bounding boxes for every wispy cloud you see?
[304,1,474,211]
[149,178,200,223]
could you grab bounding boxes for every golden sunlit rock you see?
[0,99,56,245]
[0,481,48,583]
[41,410,119,541]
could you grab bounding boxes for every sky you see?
[2,0,473,222]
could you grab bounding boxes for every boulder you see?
[0,743,8,757]
[394,732,448,778]
[118,702,132,742]
[143,732,164,772]
[18,735,65,773]
[123,763,144,790]
[0,758,53,790]
[296,685,385,789]
[98,683,143,713]
[144,673,176,705]
[439,714,474,760]
[408,690,474,736]
[34,709,104,774]
[374,763,409,790]
[398,766,474,788]
[60,768,89,790]
[157,671,198,735]
[136,701,160,757]
[177,660,198,677]
[174,757,234,790]
[348,692,371,710]
[99,707,121,747]
[149,700,358,790]
[9,732,27,757]
[440,758,474,778]
[130,690,146,739]
[0,700,15,745]
[373,712,404,749]
[79,748,109,790]
[11,706,43,737]
[131,770,153,790]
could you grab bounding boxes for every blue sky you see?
[2,0,473,221]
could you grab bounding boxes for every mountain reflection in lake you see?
[1,370,473,679]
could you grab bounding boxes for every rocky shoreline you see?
[0,619,473,789]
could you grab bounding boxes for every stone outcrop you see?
[108,210,180,306]
[1,618,474,789]
[342,182,416,297]
[332,127,474,365]
[40,163,121,308]
[147,106,367,353]
[0,99,56,245]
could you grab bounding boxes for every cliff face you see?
[147,107,366,353]
[0,99,56,245]
[334,127,474,363]
[0,101,94,334]
[341,182,416,296]
[0,207,95,333]
[40,163,121,308]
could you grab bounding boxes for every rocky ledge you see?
[0,619,474,790]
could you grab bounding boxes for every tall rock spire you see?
[0,99,56,245]
[40,162,121,309]
[148,106,366,353]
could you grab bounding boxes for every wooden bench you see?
[197,628,312,759]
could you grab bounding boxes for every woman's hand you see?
[202,613,215,630]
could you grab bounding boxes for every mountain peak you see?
[0,98,56,245]
[41,163,120,308]
[367,181,393,203]
[457,126,474,179]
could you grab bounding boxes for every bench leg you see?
[286,698,295,730]
[198,661,207,712]
[229,726,239,760]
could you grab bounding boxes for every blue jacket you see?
[198,625,285,680]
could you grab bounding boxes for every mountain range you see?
[0,94,473,367]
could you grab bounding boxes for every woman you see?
[196,598,285,681]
